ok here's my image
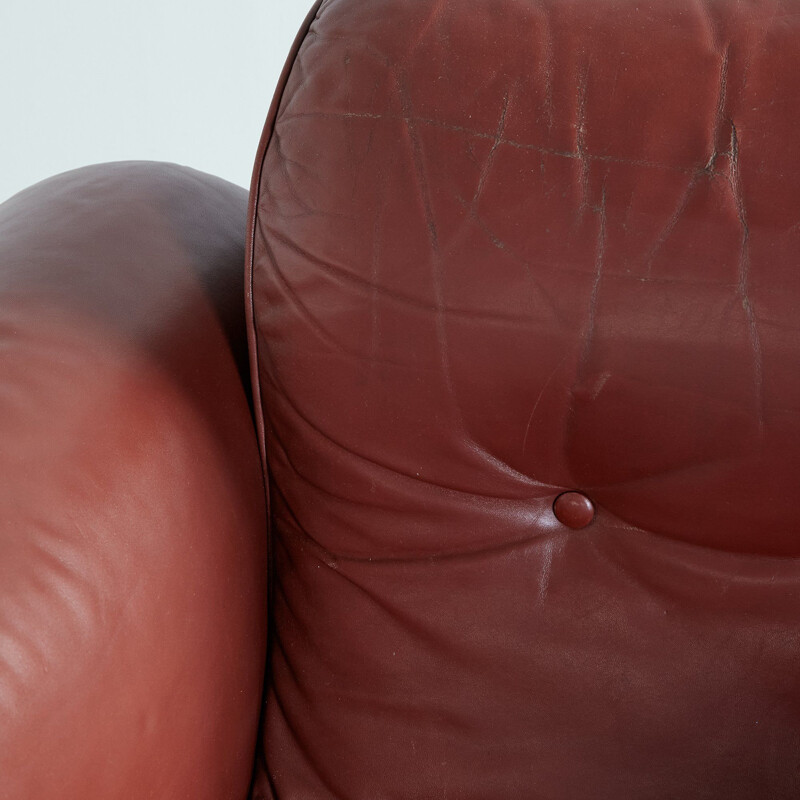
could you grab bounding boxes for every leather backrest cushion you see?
[0,163,267,799]
[248,1,800,797]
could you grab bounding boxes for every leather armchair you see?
[3,1,800,798]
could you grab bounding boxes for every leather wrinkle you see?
[275,496,562,568]
[278,109,700,175]
[259,185,753,323]
[257,338,551,497]
[393,67,461,424]
[262,213,580,328]
[274,529,479,669]
[258,221,430,369]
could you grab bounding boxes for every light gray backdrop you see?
[0,0,313,202]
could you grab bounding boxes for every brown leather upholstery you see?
[248,1,800,797]
[0,163,267,799]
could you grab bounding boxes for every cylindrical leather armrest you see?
[0,162,267,799]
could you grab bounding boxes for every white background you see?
[0,0,313,202]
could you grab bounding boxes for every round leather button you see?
[553,491,595,529]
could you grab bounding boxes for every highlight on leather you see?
[0,163,268,799]
[247,1,800,797]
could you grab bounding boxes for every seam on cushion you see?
[245,0,329,490]
[243,4,329,794]
[245,0,330,587]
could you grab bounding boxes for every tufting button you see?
[553,491,595,529]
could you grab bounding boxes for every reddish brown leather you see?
[249,1,800,797]
[0,163,267,799]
